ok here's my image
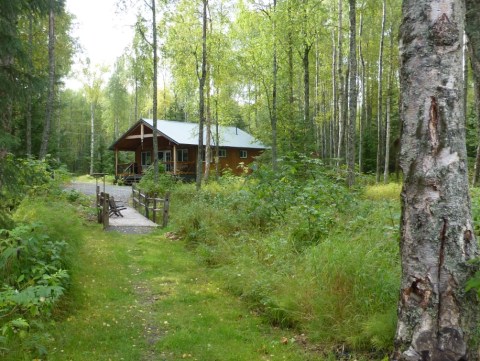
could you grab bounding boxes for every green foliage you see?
[171,153,400,353]
[0,155,53,228]
[0,161,85,358]
[0,223,71,357]
[138,164,179,196]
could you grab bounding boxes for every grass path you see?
[47,224,315,361]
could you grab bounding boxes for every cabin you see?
[109,118,266,183]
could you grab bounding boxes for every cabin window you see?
[239,150,248,159]
[218,148,227,158]
[158,151,172,172]
[177,149,188,162]
[141,151,151,167]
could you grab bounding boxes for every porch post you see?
[173,144,177,175]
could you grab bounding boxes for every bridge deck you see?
[107,205,158,233]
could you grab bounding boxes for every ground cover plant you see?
[0,155,88,359]
[170,155,402,357]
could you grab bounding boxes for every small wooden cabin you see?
[109,118,266,183]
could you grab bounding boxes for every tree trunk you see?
[336,0,344,164]
[26,11,33,156]
[346,0,357,187]
[196,0,207,190]
[214,93,220,181]
[89,102,95,175]
[204,65,212,182]
[383,28,394,184]
[314,35,321,154]
[332,29,338,163]
[152,0,159,182]
[271,0,278,171]
[39,0,55,159]
[287,0,295,134]
[303,43,312,148]
[466,0,480,187]
[375,0,386,183]
[358,9,365,173]
[394,1,479,359]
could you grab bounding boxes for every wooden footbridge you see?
[95,183,170,234]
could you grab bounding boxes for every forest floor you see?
[45,218,318,361]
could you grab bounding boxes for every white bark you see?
[347,0,357,187]
[395,1,479,359]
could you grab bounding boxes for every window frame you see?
[218,148,227,158]
[239,150,248,159]
[141,151,151,167]
[177,148,189,162]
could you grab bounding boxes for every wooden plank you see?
[103,193,109,229]
[163,192,170,228]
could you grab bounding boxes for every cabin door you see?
[158,150,172,172]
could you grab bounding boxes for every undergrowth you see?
[171,153,401,357]
[0,155,88,359]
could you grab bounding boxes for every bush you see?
[0,159,83,358]
[0,224,71,357]
[138,164,178,196]
[170,153,401,355]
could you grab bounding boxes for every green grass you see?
[27,226,317,361]
[3,172,404,360]
[73,174,115,184]
[169,178,401,358]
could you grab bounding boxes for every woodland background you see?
[1,0,422,182]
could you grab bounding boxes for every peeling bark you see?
[394,1,479,360]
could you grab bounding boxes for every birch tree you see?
[375,0,386,182]
[83,61,106,175]
[394,0,478,359]
[346,0,356,187]
[151,0,159,182]
[196,0,208,190]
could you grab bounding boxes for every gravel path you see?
[65,181,133,203]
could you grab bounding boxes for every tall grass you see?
[170,157,401,356]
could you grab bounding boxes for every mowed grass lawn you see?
[47,224,315,361]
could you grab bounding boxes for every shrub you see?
[0,224,71,357]
[138,164,178,196]
[171,154,401,354]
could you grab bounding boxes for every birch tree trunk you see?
[331,29,338,163]
[89,102,95,175]
[196,0,207,190]
[204,66,212,182]
[271,0,278,171]
[346,0,357,187]
[336,0,344,164]
[151,0,159,182]
[375,0,386,183]
[39,0,55,159]
[394,1,479,359]
[383,29,394,184]
[466,0,480,187]
[303,43,312,147]
[358,9,365,173]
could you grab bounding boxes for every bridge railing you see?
[132,184,170,228]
